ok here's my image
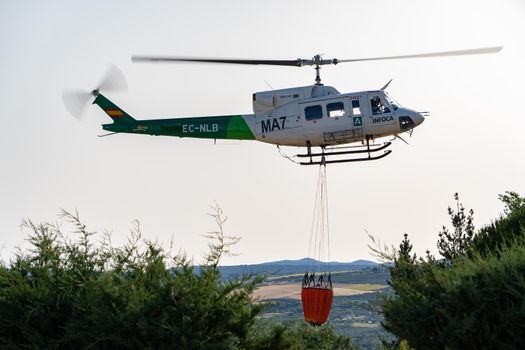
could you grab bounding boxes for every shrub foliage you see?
[381,192,525,350]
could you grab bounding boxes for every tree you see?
[380,192,525,350]
[498,191,525,215]
[397,234,416,265]
[0,208,263,349]
[471,194,525,257]
[437,193,475,260]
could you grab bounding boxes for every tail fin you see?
[93,93,136,124]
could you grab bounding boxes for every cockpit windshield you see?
[385,93,401,111]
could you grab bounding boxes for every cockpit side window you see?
[370,96,391,115]
[385,93,401,111]
[327,102,345,118]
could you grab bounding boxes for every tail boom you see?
[120,115,256,140]
[94,93,256,141]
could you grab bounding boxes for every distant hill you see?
[259,258,377,266]
[217,258,379,279]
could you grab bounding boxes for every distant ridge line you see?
[220,258,378,267]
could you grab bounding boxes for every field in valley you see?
[254,282,386,300]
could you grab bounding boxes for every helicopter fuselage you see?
[98,84,424,148]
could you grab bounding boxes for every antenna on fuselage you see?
[264,80,274,90]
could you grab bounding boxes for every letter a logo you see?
[353,116,362,127]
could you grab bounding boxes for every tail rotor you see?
[62,64,127,120]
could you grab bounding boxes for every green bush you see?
[248,320,357,350]
[0,211,263,349]
[381,192,525,350]
[383,243,525,349]
[471,205,525,257]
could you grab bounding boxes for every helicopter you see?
[63,47,502,165]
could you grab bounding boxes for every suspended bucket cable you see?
[302,159,333,325]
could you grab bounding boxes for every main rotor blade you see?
[132,46,502,69]
[132,56,305,67]
[336,46,502,63]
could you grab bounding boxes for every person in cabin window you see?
[371,97,382,115]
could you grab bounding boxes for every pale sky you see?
[1,0,524,265]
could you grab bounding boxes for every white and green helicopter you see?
[64,47,501,165]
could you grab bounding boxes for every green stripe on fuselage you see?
[226,116,256,139]
[103,115,256,140]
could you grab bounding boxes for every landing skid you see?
[297,139,392,165]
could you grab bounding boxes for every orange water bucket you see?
[301,287,333,325]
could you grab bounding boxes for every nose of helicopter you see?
[412,112,425,126]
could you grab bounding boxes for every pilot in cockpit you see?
[371,96,391,115]
[371,97,382,115]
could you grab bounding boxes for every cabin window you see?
[327,102,345,118]
[351,100,361,116]
[370,96,391,115]
[305,105,323,120]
